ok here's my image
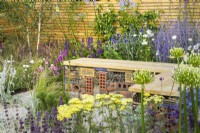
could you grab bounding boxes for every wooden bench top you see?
[63,58,177,73]
[129,72,179,97]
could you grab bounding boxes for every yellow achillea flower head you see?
[144,93,150,97]
[81,94,94,100]
[68,98,82,104]
[57,105,72,121]
[57,94,133,121]
[143,95,164,105]
[112,94,124,99]
[120,105,126,110]
[95,94,107,100]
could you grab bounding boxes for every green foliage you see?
[142,10,162,30]
[118,5,162,33]
[94,4,117,41]
[34,69,69,112]
[103,45,122,59]
[0,56,16,103]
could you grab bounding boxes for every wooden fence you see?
[0,0,200,42]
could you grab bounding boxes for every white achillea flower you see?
[147,29,154,37]
[30,60,34,64]
[172,35,177,40]
[188,38,192,42]
[146,29,152,35]
[188,46,192,51]
[156,50,160,56]
[141,40,148,45]
[133,34,137,37]
[143,34,148,38]
[23,65,30,68]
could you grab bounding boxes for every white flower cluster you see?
[187,43,200,52]
[23,65,30,68]
[172,35,177,40]
[141,29,154,46]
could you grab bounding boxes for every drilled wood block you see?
[114,82,133,91]
[80,68,94,77]
[85,77,93,95]
[125,72,132,83]
[99,72,107,90]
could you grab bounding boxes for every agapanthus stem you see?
[141,84,145,133]
[183,85,188,133]
[195,87,199,117]
[179,84,182,133]
[177,58,180,68]
[190,87,199,132]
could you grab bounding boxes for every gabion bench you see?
[63,58,179,99]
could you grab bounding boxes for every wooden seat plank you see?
[129,72,179,97]
[63,58,177,73]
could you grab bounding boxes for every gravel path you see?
[0,91,32,120]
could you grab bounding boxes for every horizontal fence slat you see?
[1,0,200,42]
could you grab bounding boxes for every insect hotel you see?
[63,58,179,101]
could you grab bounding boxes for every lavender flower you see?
[155,18,200,62]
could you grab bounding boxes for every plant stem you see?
[179,84,182,133]
[67,61,71,98]
[195,87,199,117]
[36,2,43,54]
[183,85,188,133]
[177,57,180,68]
[62,65,65,93]
[190,87,199,132]
[141,84,145,133]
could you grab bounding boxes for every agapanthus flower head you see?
[170,47,184,59]
[133,69,155,84]
[187,52,200,67]
[173,65,200,87]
